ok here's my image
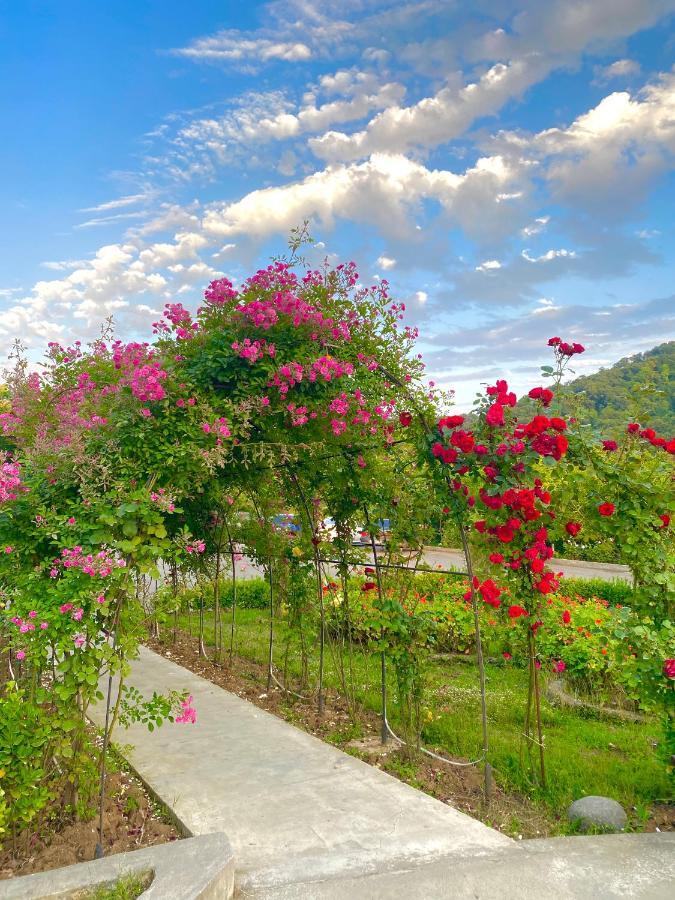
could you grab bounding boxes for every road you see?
[419,547,631,583]
[236,546,631,583]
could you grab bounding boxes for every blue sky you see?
[1,0,674,405]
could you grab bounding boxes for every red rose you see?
[572,343,585,354]
[602,440,618,451]
[508,605,528,619]
[565,521,582,537]
[496,524,515,543]
[659,514,670,529]
[549,417,567,432]
[535,575,558,594]
[548,336,561,346]
[438,446,458,464]
[399,411,412,427]
[666,439,675,454]
[663,659,675,679]
[361,582,376,592]
[502,651,512,660]
[438,415,464,430]
[562,609,571,625]
[486,403,505,427]
[489,552,504,564]
[627,423,640,434]
[478,578,502,608]
[598,502,615,517]
[531,558,545,573]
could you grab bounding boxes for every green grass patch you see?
[177,607,670,826]
[85,871,152,900]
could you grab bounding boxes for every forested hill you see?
[564,341,674,437]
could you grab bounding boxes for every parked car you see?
[271,513,301,533]
[352,519,391,545]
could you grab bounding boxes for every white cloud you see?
[173,34,312,64]
[520,216,550,237]
[415,290,428,303]
[41,259,90,271]
[152,77,406,182]
[309,56,548,162]
[307,0,675,163]
[376,255,396,269]
[76,211,148,229]
[200,151,525,244]
[79,192,154,213]
[476,259,501,272]
[487,72,675,217]
[521,248,576,263]
[593,58,641,83]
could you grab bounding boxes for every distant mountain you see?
[563,342,674,438]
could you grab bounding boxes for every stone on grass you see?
[567,795,627,832]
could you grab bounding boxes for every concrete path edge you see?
[0,832,235,900]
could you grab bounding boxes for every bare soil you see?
[0,770,179,881]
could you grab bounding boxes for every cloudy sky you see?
[1,0,674,405]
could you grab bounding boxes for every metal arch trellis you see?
[234,546,494,770]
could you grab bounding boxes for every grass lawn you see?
[175,607,671,829]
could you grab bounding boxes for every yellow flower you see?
[291,546,303,558]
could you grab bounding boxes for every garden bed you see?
[147,614,674,838]
[0,767,179,882]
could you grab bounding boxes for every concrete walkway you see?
[92,647,673,898]
[92,647,511,896]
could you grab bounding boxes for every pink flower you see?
[40,622,48,630]
[176,694,197,724]
[4,546,12,553]
[140,408,152,418]
[73,634,86,648]
[73,607,84,621]
[16,649,26,660]
[553,660,566,673]
[59,603,73,614]
[67,516,76,525]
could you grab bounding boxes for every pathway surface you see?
[92,647,674,898]
[92,647,512,896]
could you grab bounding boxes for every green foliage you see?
[86,871,153,900]
[561,578,635,605]
[566,341,674,438]
[220,578,269,609]
[0,683,97,838]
